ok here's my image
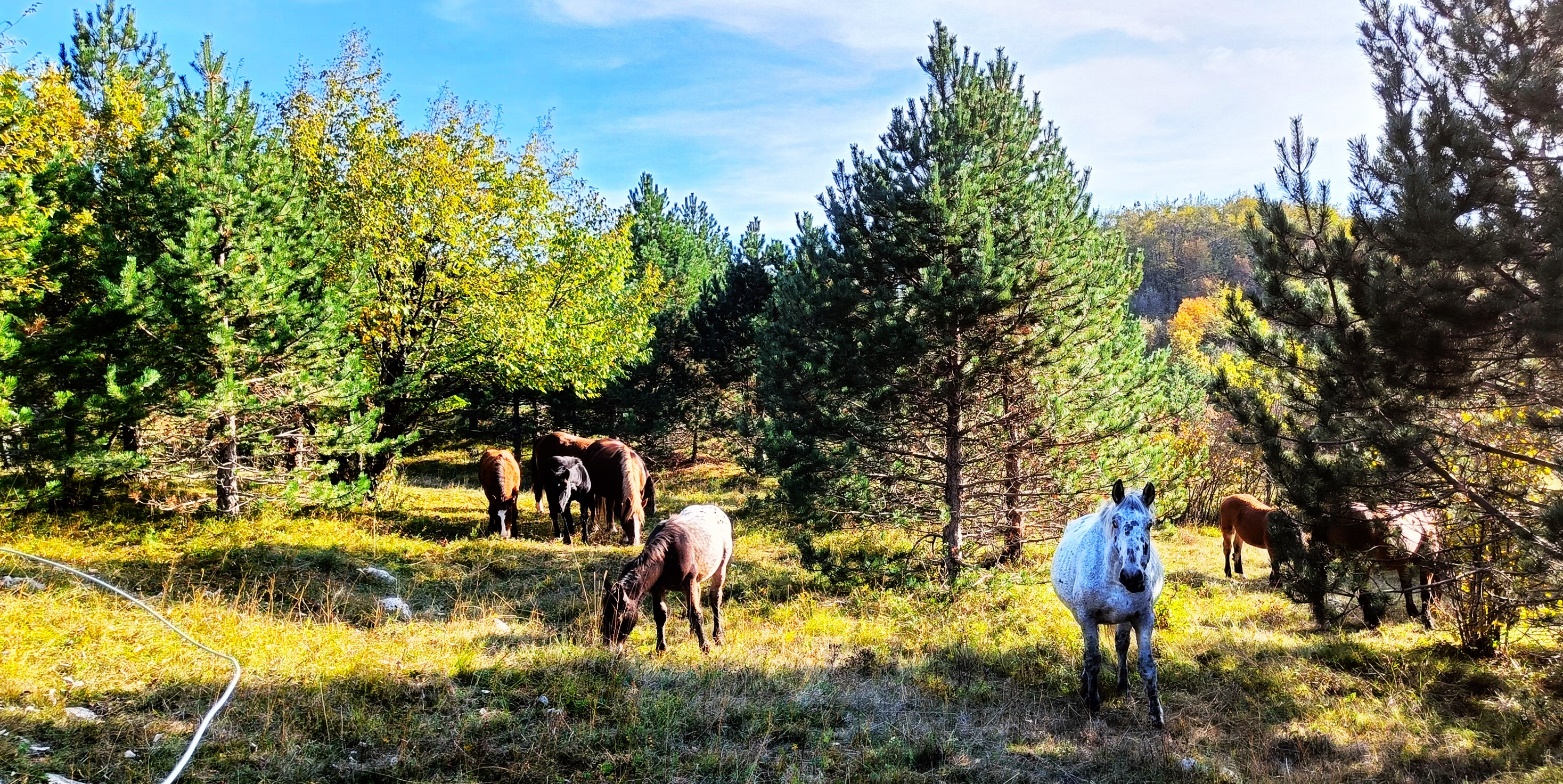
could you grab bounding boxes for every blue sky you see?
[8,0,1380,237]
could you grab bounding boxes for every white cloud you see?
[512,0,1382,226]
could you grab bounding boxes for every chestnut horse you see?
[1219,493,1275,582]
[583,439,656,546]
[529,431,596,513]
[478,448,522,538]
[601,505,733,653]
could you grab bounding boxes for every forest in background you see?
[1,0,1560,660]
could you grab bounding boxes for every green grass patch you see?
[1,452,1559,782]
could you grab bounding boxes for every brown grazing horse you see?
[1272,502,1441,628]
[478,448,522,538]
[1219,493,1275,582]
[529,431,596,513]
[583,439,656,546]
[601,505,733,653]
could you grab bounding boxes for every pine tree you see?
[1,0,179,505]
[151,38,354,514]
[1217,0,1563,650]
[760,24,1185,582]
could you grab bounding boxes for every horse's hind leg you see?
[1222,528,1234,578]
[1115,623,1131,694]
[684,579,711,653]
[1419,564,1436,630]
[1233,538,1245,576]
[1079,622,1102,716]
[709,568,727,646]
[1135,613,1165,729]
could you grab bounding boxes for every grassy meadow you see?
[2,448,1561,783]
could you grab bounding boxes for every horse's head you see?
[1109,479,1156,593]
[600,573,638,649]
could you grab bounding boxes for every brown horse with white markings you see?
[601,505,733,653]
[583,439,656,546]
[478,448,522,538]
[1219,493,1276,582]
[1271,502,1442,628]
[529,431,595,513]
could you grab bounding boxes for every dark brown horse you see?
[1272,502,1441,628]
[1219,493,1275,581]
[583,439,656,546]
[529,431,596,513]
[601,505,733,653]
[478,448,522,538]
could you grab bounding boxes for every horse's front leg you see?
[1419,563,1437,630]
[555,489,574,545]
[1398,565,1419,621]
[1115,623,1131,694]
[553,493,572,543]
[652,589,669,652]
[685,578,710,653]
[1233,538,1244,576]
[1135,612,1165,729]
[1079,622,1102,716]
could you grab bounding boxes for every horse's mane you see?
[615,519,673,592]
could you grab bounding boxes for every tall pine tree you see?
[1218,0,1563,651]
[1,0,179,505]
[761,24,1185,582]
[151,38,355,514]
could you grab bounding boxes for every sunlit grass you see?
[2,451,1560,782]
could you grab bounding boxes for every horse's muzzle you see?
[1119,570,1146,593]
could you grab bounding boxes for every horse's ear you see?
[1142,482,1156,507]
[1111,479,1125,504]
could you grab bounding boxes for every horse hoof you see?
[700,645,712,655]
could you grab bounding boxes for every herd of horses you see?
[478,431,655,546]
[472,434,1444,730]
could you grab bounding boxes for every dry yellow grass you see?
[1,449,1560,782]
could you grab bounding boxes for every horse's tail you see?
[530,446,547,513]
[643,472,656,518]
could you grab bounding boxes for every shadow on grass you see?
[4,597,1555,784]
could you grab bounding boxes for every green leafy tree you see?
[542,175,733,461]
[282,34,660,485]
[760,24,1188,581]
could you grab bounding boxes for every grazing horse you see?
[583,439,656,546]
[478,448,522,538]
[529,431,596,513]
[601,505,733,653]
[541,456,592,544]
[1051,480,1166,728]
[1219,493,1276,582]
[1271,503,1441,629]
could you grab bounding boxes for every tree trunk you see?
[511,394,523,460]
[691,423,699,464]
[942,350,964,584]
[1000,376,1025,564]
[215,412,240,516]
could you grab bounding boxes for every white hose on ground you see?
[0,546,242,784]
